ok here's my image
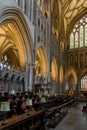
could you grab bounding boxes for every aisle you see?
[47,102,87,130]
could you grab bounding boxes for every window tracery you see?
[81,75,87,89]
[70,15,87,49]
[0,54,10,70]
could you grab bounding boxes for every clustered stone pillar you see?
[24,63,30,91]
[76,77,81,96]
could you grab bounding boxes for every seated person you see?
[16,100,24,115]
[26,98,34,111]
[21,100,26,111]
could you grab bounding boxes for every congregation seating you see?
[0,91,78,130]
[0,109,45,130]
[34,94,77,128]
[0,91,45,130]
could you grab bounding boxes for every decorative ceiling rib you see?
[0,25,18,58]
[61,0,87,35]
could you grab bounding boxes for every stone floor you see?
[46,102,87,130]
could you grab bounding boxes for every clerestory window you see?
[70,15,87,49]
[81,75,87,90]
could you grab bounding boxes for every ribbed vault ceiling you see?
[0,23,25,70]
[0,24,18,58]
[61,0,87,34]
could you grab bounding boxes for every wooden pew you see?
[33,95,76,129]
[0,110,45,130]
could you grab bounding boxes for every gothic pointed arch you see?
[60,65,64,84]
[65,67,78,84]
[51,58,58,82]
[81,66,87,78]
[65,67,78,91]
[0,1,34,70]
[61,0,87,37]
[35,45,48,78]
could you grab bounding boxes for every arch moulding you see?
[0,4,34,69]
[65,67,78,85]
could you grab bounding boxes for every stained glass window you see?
[81,79,84,88]
[81,75,87,90]
[85,78,87,89]
[70,15,87,49]
[0,54,10,70]
[85,24,87,46]
[70,33,74,49]
[75,32,78,48]
[79,26,83,47]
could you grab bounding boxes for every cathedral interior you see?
[0,0,87,130]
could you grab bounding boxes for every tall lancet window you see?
[70,33,74,49]
[81,75,87,90]
[79,25,83,47]
[75,32,78,48]
[85,24,87,46]
[70,15,87,49]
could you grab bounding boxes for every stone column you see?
[28,0,31,20]
[47,0,52,82]
[58,0,62,94]
[24,63,30,91]
[31,0,34,23]
[29,63,34,91]
[76,78,81,96]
